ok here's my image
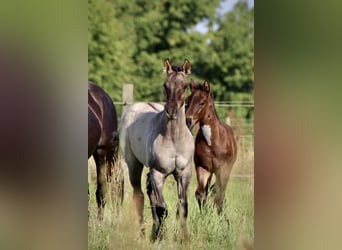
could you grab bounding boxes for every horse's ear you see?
[182,59,191,74]
[189,79,196,92]
[163,58,173,74]
[203,80,210,93]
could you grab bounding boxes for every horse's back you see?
[220,121,238,164]
[120,102,163,130]
[88,81,118,146]
[119,102,164,167]
[124,102,163,116]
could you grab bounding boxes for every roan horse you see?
[119,59,194,241]
[88,81,119,220]
[185,79,237,214]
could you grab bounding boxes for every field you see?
[88,136,254,250]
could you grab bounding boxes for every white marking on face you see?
[201,125,212,146]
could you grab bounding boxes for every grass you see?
[88,150,254,250]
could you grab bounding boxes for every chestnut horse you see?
[88,81,119,219]
[185,79,237,213]
[119,59,194,241]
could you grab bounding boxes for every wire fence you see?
[114,101,254,107]
[113,101,254,178]
[232,134,254,178]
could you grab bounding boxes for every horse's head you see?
[163,58,191,120]
[185,79,211,129]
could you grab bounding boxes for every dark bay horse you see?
[119,59,194,241]
[185,79,237,214]
[88,81,119,219]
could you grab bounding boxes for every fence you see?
[113,101,254,179]
[106,83,254,178]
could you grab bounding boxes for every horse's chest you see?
[149,136,193,173]
[201,125,212,146]
[195,129,227,169]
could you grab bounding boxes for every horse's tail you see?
[112,130,119,159]
[113,130,119,142]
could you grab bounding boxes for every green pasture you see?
[88,150,254,250]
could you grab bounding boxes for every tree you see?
[88,0,136,101]
[194,0,254,118]
[199,1,254,100]
[127,0,221,101]
[88,0,254,120]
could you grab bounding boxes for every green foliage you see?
[88,0,135,101]
[207,1,254,99]
[88,0,254,119]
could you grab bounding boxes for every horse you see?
[119,59,194,241]
[185,79,237,214]
[88,81,119,220]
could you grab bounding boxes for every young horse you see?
[185,79,237,214]
[119,59,194,241]
[88,81,119,220]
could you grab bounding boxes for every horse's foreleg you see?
[195,166,212,211]
[147,170,167,242]
[176,167,192,240]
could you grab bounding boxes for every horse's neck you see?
[199,102,220,131]
[163,106,188,139]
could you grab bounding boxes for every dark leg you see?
[195,166,212,211]
[93,151,107,221]
[175,166,192,240]
[146,170,167,242]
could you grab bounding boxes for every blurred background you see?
[3,0,342,248]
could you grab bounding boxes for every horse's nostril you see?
[167,108,173,116]
[165,106,178,119]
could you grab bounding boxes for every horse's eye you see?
[200,101,205,106]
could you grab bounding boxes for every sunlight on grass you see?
[88,153,254,249]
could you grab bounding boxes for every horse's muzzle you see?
[165,106,178,120]
[186,117,194,129]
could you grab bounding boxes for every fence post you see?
[122,84,133,114]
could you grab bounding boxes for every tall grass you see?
[88,152,254,250]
